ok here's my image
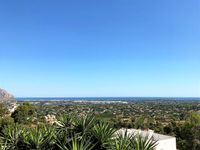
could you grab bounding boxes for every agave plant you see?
[69,137,95,150]
[56,115,76,148]
[110,130,133,150]
[130,134,157,150]
[110,130,157,150]
[57,136,95,150]
[20,125,56,150]
[57,114,74,129]
[0,124,24,149]
[91,122,117,150]
[73,114,96,136]
[0,140,10,150]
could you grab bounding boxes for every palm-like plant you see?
[0,140,10,150]
[56,114,76,148]
[57,114,74,129]
[0,114,158,150]
[69,137,95,150]
[110,130,133,150]
[56,114,96,150]
[130,134,157,150]
[110,130,157,150]
[20,125,56,150]
[0,124,24,149]
[73,114,96,136]
[91,122,116,150]
[57,136,95,150]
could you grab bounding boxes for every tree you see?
[186,111,200,125]
[11,102,36,124]
[174,112,200,150]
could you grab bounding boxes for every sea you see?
[16,97,200,101]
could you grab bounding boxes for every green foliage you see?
[57,114,74,128]
[57,136,95,150]
[163,112,200,150]
[73,114,96,136]
[131,135,157,150]
[110,130,133,150]
[0,103,9,117]
[11,102,36,124]
[186,111,200,125]
[0,124,25,149]
[91,122,117,149]
[69,137,95,150]
[32,99,200,149]
[0,116,14,130]
[110,130,157,150]
[1,99,200,150]
[0,114,158,150]
[0,140,9,150]
[20,125,56,150]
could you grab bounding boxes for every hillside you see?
[0,88,16,104]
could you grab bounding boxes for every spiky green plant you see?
[110,130,133,150]
[20,125,56,150]
[0,124,24,149]
[130,134,157,150]
[0,114,158,150]
[57,114,74,129]
[73,115,96,136]
[69,137,95,150]
[57,136,95,150]
[0,140,10,150]
[91,122,116,150]
[56,114,96,149]
[56,115,75,148]
[110,130,157,150]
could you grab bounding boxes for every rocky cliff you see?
[0,88,16,104]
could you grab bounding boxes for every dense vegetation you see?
[0,103,157,150]
[0,100,200,150]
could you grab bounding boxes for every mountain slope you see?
[0,88,16,104]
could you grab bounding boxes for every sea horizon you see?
[16,97,200,101]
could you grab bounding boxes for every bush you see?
[11,102,36,124]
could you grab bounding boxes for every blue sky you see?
[0,0,199,97]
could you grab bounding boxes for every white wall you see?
[155,137,176,150]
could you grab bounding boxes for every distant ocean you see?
[16,97,200,101]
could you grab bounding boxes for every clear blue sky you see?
[0,0,199,97]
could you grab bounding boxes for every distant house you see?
[116,128,176,150]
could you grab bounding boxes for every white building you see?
[116,128,176,150]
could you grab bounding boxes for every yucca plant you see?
[56,116,75,149]
[57,114,74,129]
[110,130,157,150]
[0,140,10,150]
[91,122,116,150]
[130,134,157,150]
[73,114,96,136]
[69,137,95,150]
[110,130,133,150]
[20,125,56,150]
[57,135,95,150]
[0,124,24,149]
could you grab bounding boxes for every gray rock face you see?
[0,88,16,104]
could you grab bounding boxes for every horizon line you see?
[16,96,200,98]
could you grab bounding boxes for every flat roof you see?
[152,133,175,141]
[116,128,175,141]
